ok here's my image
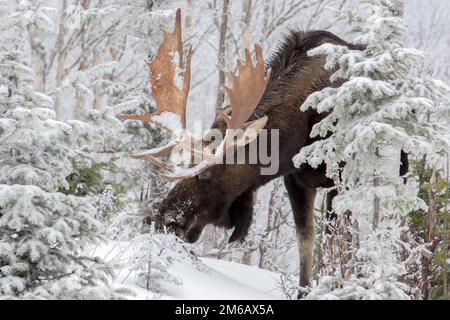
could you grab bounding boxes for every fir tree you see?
[294,0,450,299]
[0,0,127,299]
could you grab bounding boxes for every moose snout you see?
[166,216,206,244]
[154,208,206,243]
[154,209,186,238]
[182,215,207,243]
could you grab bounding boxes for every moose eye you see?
[197,170,213,181]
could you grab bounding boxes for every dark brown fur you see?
[156,30,407,293]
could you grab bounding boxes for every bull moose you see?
[120,9,408,296]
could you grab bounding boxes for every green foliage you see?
[409,159,450,300]
[409,159,450,232]
[60,159,121,196]
[59,156,128,222]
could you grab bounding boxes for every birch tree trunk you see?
[261,0,273,43]
[214,0,230,110]
[29,0,46,92]
[74,0,91,120]
[241,0,252,49]
[93,51,103,110]
[55,0,68,116]
[444,153,449,297]
[75,55,86,120]
[373,145,401,229]
[29,32,46,92]
[186,0,193,30]
[372,0,404,230]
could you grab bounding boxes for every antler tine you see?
[132,141,179,159]
[142,154,175,172]
[223,44,271,130]
[254,44,267,75]
[159,161,216,181]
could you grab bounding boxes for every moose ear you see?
[234,115,268,147]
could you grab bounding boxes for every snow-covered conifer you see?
[0,0,127,299]
[294,0,450,299]
[128,225,182,296]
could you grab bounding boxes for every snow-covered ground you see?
[97,242,284,300]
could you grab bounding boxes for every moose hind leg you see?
[284,174,316,297]
[325,188,338,234]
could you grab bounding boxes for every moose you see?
[120,9,408,296]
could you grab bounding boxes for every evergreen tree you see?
[129,224,182,296]
[408,158,450,299]
[0,0,127,299]
[294,0,450,299]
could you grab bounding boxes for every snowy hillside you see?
[118,258,282,300]
[97,242,283,300]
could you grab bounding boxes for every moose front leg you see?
[284,174,316,299]
[228,189,255,243]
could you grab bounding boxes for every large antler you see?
[118,8,192,167]
[159,44,271,180]
[120,9,271,180]
[118,9,191,130]
[220,45,270,130]
[218,45,271,153]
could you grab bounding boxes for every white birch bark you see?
[214,0,230,110]
[373,0,404,229]
[54,0,68,116]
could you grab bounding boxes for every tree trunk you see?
[267,183,276,233]
[93,51,103,110]
[74,0,91,119]
[29,0,45,92]
[241,0,252,49]
[242,238,256,265]
[261,0,273,42]
[29,21,46,92]
[427,169,437,242]
[202,225,216,255]
[373,177,381,230]
[444,153,449,297]
[421,167,437,299]
[55,0,68,116]
[186,0,193,29]
[373,145,401,229]
[214,0,230,110]
[75,57,86,120]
